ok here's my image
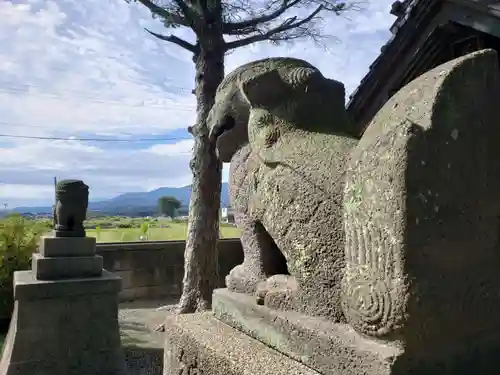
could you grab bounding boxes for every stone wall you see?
[96,239,243,301]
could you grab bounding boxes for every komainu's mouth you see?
[212,115,235,140]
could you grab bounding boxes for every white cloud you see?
[148,139,193,156]
[224,2,395,94]
[0,184,54,201]
[0,0,196,136]
[0,0,395,207]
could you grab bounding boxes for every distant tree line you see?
[88,203,189,218]
[158,196,182,218]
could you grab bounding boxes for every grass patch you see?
[2,215,242,243]
[87,222,240,242]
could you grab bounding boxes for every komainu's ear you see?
[239,70,291,108]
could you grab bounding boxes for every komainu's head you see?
[208,57,353,162]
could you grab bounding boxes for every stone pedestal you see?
[0,236,126,375]
[163,312,320,375]
[33,236,103,280]
[211,288,500,375]
[212,289,400,375]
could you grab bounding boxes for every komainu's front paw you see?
[255,275,298,311]
[226,264,266,294]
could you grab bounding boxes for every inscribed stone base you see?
[163,312,320,375]
[0,270,126,375]
[212,288,500,375]
[32,252,103,280]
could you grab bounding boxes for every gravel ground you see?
[119,299,177,375]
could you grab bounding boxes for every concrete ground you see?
[119,299,177,375]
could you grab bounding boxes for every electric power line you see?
[0,119,190,137]
[0,80,197,141]
[0,133,192,142]
[0,85,196,111]
[0,119,193,140]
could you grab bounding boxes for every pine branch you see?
[145,29,199,53]
[225,5,323,50]
[134,0,189,26]
[171,0,197,24]
[222,0,301,35]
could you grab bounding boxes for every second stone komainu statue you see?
[207,49,500,374]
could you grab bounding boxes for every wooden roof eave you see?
[346,0,440,108]
[346,0,444,128]
[347,0,500,136]
[446,0,500,39]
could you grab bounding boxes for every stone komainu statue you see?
[53,179,89,237]
[209,50,500,363]
[207,57,360,321]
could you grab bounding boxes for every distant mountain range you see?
[9,183,230,216]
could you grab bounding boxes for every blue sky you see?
[0,0,395,207]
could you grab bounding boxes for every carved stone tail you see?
[342,181,407,338]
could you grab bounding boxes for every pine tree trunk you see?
[176,38,225,314]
